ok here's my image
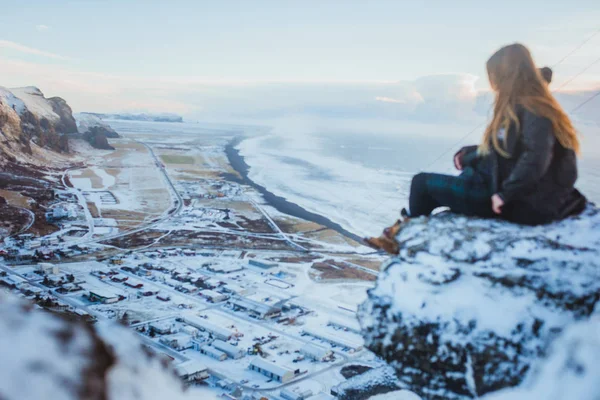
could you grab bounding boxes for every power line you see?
[364,31,600,221]
[422,27,600,172]
[570,90,600,113]
[551,27,600,68]
[420,122,485,171]
[555,55,600,91]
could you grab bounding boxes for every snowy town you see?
[0,122,384,400]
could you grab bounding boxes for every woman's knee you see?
[411,172,429,190]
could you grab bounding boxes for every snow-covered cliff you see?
[0,86,77,161]
[358,207,600,399]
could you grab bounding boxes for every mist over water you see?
[108,118,600,238]
[240,119,600,236]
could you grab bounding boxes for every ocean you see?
[239,120,600,237]
[108,118,600,238]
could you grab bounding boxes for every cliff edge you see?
[358,206,600,399]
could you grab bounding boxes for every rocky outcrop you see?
[82,126,116,150]
[75,113,120,150]
[482,318,600,400]
[0,292,191,400]
[0,86,76,156]
[48,96,78,134]
[331,366,404,400]
[358,206,600,400]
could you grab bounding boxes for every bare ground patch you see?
[310,259,377,282]
[0,189,32,209]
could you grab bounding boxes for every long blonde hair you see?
[479,43,579,157]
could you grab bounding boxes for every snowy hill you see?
[358,207,600,399]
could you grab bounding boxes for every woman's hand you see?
[454,151,464,170]
[491,194,504,214]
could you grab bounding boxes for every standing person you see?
[365,44,586,254]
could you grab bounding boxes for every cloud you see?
[375,96,406,104]
[0,55,598,124]
[0,39,67,60]
[35,25,50,32]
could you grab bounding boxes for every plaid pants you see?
[409,169,494,217]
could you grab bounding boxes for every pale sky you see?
[0,0,599,119]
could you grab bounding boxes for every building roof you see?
[149,321,172,331]
[87,288,118,299]
[302,328,363,350]
[300,343,333,359]
[230,296,281,316]
[175,360,207,377]
[212,339,243,356]
[183,316,233,339]
[198,344,227,359]
[249,259,278,269]
[160,333,191,344]
[198,289,227,300]
[207,264,243,273]
[249,358,294,378]
[329,318,361,334]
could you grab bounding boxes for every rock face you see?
[482,318,600,400]
[0,292,192,400]
[82,127,116,150]
[331,366,403,400]
[48,96,78,134]
[358,206,600,400]
[0,86,76,156]
[76,112,120,150]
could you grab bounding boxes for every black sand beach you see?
[224,138,363,244]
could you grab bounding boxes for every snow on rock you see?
[0,85,79,158]
[0,292,192,400]
[0,86,26,114]
[331,366,403,400]
[75,113,120,150]
[481,317,600,400]
[369,390,423,400]
[75,113,120,138]
[10,86,61,122]
[358,206,600,400]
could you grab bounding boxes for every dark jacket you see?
[456,108,586,225]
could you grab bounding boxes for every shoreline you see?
[224,137,363,245]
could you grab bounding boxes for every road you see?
[247,195,309,253]
[62,167,95,239]
[8,207,35,238]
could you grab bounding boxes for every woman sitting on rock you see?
[366,43,587,254]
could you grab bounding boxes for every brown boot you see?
[383,219,402,239]
[363,235,400,255]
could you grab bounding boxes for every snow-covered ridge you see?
[358,206,600,400]
[9,86,61,122]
